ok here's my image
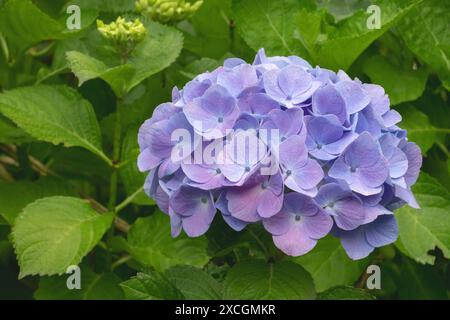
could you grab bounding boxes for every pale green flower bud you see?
[136,0,203,24]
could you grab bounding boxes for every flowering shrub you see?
[0,0,448,301]
[138,49,422,259]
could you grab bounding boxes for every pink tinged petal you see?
[263,69,285,101]
[217,64,258,97]
[348,177,383,196]
[158,158,180,178]
[181,162,216,184]
[277,65,313,98]
[335,81,370,114]
[279,136,308,166]
[284,159,324,192]
[155,186,170,214]
[340,228,375,260]
[263,211,291,235]
[272,225,317,256]
[364,215,398,248]
[138,148,162,172]
[182,203,216,237]
[257,189,283,218]
[226,187,262,223]
[302,211,333,239]
[238,93,280,115]
[312,84,347,124]
[333,198,366,231]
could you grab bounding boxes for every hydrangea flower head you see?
[138,48,422,260]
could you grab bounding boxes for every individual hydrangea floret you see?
[137,48,423,260]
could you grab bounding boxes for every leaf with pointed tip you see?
[120,271,184,300]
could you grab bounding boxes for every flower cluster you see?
[137,49,422,260]
[136,0,203,23]
[97,17,146,44]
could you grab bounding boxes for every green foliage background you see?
[0,0,448,300]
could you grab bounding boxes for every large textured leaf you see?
[294,236,369,292]
[120,271,184,300]
[314,0,421,70]
[0,178,75,225]
[66,0,135,13]
[119,126,154,206]
[0,0,64,54]
[13,196,114,278]
[318,286,375,300]
[183,0,231,58]
[396,106,440,153]
[362,55,428,105]
[0,85,109,164]
[125,214,210,272]
[0,116,31,144]
[223,259,316,299]
[397,0,450,88]
[66,21,183,97]
[165,265,223,300]
[232,0,304,56]
[35,270,124,300]
[396,173,450,264]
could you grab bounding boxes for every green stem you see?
[115,186,144,212]
[108,101,122,212]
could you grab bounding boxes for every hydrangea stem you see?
[108,99,123,212]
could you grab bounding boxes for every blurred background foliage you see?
[0,0,448,300]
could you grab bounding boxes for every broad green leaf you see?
[120,271,184,300]
[66,0,136,13]
[119,126,154,206]
[165,265,223,300]
[13,196,114,278]
[294,236,369,292]
[125,214,210,272]
[397,0,450,89]
[0,0,64,54]
[315,0,421,70]
[317,0,370,22]
[396,258,447,299]
[362,55,428,105]
[223,259,316,299]
[396,173,450,264]
[35,270,124,300]
[66,21,183,97]
[183,0,231,58]
[318,286,375,300]
[396,106,442,154]
[0,115,31,144]
[232,0,304,56]
[0,177,75,225]
[0,85,109,164]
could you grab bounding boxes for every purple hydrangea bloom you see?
[137,48,422,260]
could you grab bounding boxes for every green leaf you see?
[66,0,136,13]
[0,177,75,225]
[66,21,183,97]
[318,286,376,300]
[165,265,223,300]
[125,214,210,272]
[0,115,31,144]
[223,259,316,299]
[396,258,447,299]
[314,0,421,70]
[396,106,440,153]
[396,173,450,264]
[35,270,124,300]
[362,55,428,105]
[232,0,304,56]
[0,0,64,54]
[119,126,154,206]
[294,236,369,292]
[183,0,231,58]
[12,196,114,278]
[0,85,110,164]
[397,0,450,89]
[120,271,184,300]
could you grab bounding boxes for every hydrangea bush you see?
[0,0,448,301]
[138,49,422,260]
